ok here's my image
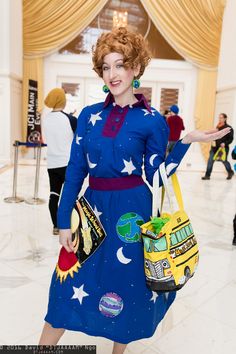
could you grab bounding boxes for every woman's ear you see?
[134,63,141,77]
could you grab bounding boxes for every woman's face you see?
[102,52,139,99]
[219,114,226,125]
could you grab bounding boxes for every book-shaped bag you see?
[71,196,106,265]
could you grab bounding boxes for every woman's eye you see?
[116,64,123,68]
[103,66,109,71]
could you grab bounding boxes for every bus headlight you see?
[162,259,170,269]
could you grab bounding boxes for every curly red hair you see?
[92,27,151,79]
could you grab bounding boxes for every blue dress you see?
[45,94,190,344]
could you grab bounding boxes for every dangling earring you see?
[103,85,110,93]
[132,79,140,89]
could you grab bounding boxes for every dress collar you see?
[103,92,152,113]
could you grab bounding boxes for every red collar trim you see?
[103,93,152,113]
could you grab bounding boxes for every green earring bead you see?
[103,85,110,93]
[132,79,140,89]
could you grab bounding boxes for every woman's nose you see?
[109,66,117,80]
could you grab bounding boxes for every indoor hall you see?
[0,0,236,353]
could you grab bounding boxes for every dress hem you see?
[44,316,156,345]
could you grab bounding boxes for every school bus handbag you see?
[140,162,199,292]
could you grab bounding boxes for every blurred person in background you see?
[167,104,185,153]
[43,88,77,235]
[231,145,236,245]
[202,113,234,180]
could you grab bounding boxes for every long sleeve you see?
[57,107,89,229]
[216,125,234,147]
[222,126,234,146]
[144,115,190,186]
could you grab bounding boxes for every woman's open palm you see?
[183,127,231,144]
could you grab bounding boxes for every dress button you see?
[115,117,120,122]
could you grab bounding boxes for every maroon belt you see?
[89,175,145,191]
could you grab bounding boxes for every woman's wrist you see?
[181,134,192,144]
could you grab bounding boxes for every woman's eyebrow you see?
[103,59,124,65]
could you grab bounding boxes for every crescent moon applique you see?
[116,247,132,264]
[166,163,178,176]
[87,154,97,169]
[149,154,158,166]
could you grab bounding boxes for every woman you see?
[39,28,230,354]
[201,113,234,180]
[43,88,77,235]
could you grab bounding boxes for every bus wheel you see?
[184,267,191,281]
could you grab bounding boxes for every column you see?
[216,0,236,138]
[0,0,22,166]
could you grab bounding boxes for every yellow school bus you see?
[141,215,199,292]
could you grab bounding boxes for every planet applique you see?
[99,292,124,318]
[116,212,144,243]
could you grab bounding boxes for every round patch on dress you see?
[116,212,144,243]
[99,292,124,318]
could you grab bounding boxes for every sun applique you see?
[55,247,81,283]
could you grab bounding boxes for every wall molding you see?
[216,85,236,93]
[0,72,22,82]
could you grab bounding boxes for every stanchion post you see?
[4,140,24,203]
[25,143,46,205]
[34,144,41,199]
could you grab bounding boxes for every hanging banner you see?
[27,79,42,143]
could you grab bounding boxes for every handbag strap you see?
[152,162,184,216]
[152,164,172,216]
[159,162,174,213]
[170,173,184,210]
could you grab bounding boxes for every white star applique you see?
[121,158,136,175]
[142,109,156,116]
[89,111,103,126]
[71,284,89,305]
[150,291,158,303]
[76,135,83,145]
[94,205,102,220]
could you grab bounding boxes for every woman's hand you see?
[182,127,231,144]
[59,229,74,253]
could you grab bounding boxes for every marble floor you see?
[0,163,235,354]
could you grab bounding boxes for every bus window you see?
[182,227,188,238]
[180,229,187,240]
[189,223,193,233]
[154,237,167,251]
[185,225,192,236]
[176,230,182,242]
[143,237,151,252]
[170,233,178,246]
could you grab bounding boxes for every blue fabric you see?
[45,99,190,343]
